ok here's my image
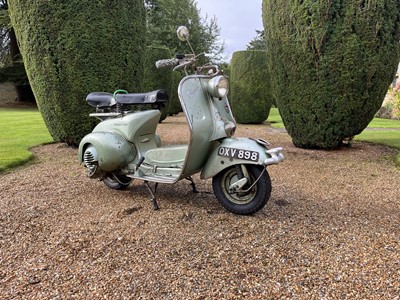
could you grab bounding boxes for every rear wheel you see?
[212,164,271,215]
[103,171,132,190]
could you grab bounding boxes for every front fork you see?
[229,164,265,194]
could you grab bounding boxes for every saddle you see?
[86,89,168,108]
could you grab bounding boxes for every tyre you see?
[212,164,271,215]
[103,171,132,190]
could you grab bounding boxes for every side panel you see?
[178,76,214,178]
[178,75,237,178]
[87,110,160,167]
[200,138,268,179]
[93,110,160,143]
[78,132,136,171]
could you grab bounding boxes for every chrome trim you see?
[89,112,122,117]
[264,147,284,166]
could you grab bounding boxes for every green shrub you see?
[8,0,146,145]
[263,0,400,149]
[167,70,184,116]
[144,48,182,118]
[230,50,273,124]
[143,46,173,121]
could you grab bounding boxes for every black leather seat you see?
[86,90,168,107]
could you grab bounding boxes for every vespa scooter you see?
[78,26,284,215]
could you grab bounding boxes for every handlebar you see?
[173,60,195,71]
[155,54,220,76]
[155,58,179,69]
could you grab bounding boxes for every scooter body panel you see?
[200,137,270,179]
[78,131,136,172]
[78,110,161,171]
[178,75,236,179]
[133,144,188,183]
[93,110,160,153]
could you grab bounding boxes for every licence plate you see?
[217,147,259,162]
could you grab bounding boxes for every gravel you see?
[1,114,399,299]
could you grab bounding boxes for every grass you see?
[267,107,400,165]
[0,107,53,173]
[367,117,400,128]
[353,131,400,148]
[267,107,285,128]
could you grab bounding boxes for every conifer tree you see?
[263,0,400,148]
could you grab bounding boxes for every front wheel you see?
[212,165,271,215]
[103,171,132,190]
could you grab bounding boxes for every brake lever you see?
[173,59,195,71]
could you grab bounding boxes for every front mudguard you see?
[78,132,136,172]
[200,138,284,179]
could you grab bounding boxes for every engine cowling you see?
[78,132,136,175]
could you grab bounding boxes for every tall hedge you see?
[230,50,273,124]
[143,46,173,121]
[263,0,400,148]
[8,0,146,145]
[167,70,184,116]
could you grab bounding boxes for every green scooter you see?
[78,26,284,215]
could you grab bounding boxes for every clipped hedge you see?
[263,0,400,148]
[8,0,146,145]
[167,70,184,116]
[230,50,273,124]
[143,46,173,121]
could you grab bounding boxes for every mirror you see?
[177,26,189,41]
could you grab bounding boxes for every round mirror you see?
[177,26,189,41]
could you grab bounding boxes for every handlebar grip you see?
[155,58,179,69]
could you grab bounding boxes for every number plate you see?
[217,147,260,162]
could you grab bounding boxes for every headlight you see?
[207,75,229,98]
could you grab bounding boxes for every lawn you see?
[267,107,285,128]
[367,117,400,128]
[0,107,53,172]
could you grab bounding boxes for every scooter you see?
[78,26,284,215]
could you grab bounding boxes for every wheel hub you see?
[224,171,256,205]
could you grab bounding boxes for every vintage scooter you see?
[78,26,284,215]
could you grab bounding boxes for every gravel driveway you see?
[1,114,399,299]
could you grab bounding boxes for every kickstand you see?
[144,181,159,210]
[186,176,199,193]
